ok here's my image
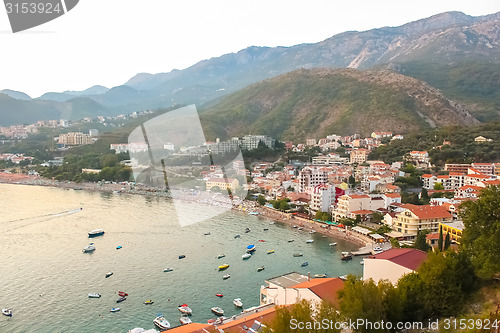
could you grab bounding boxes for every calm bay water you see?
[0,184,362,333]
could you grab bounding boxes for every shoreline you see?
[0,172,369,248]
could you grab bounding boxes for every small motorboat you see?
[301,262,309,267]
[329,242,337,246]
[360,260,364,265]
[245,227,251,233]
[105,272,113,278]
[217,254,225,259]
[288,239,294,242]
[222,274,231,280]
[246,245,256,253]
[82,243,95,253]
[116,245,122,250]
[233,298,243,308]
[88,229,105,237]
[269,222,275,225]
[116,297,126,303]
[88,293,101,298]
[204,232,211,235]
[1,309,12,317]
[144,300,154,304]
[293,253,303,257]
[118,291,128,297]
[234,234,241,239]
[314,274,327,278]
[306,239,314,243]
[341,252,353,261]
[309,230,316,234]
[258,239,266,242]
[178,304,192,315]
[267,250,275,254]
[153,316,171,330]
[298,227,304,230]
[178,255,186,259]
[180,315,192,325]
[164,268,173,272]
[242,253,252,259]
[263,228,269,231]
[257,266,265,272]
[218,264,230,271]
[339,275,348,280]
[216,293,223,298]
[211,307,224,316]
[293,225,298,228]
[110,308,120,312]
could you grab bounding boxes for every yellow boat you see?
[267,250,275,254]
[218,264,230,271]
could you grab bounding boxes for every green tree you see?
[262,299,318,333]
[414,229,431,252]
[421,187,430,204]
[460,185,500,279]
[390,237,400,248]
[437,225,443,252]
[444,232,451,251]
[257,195,266,206]
[433,182,444,190]
[371,212,384,223]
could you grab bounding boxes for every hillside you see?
[200,68,478,140]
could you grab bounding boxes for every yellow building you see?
[439,221,464,244]
[206,177,239,192]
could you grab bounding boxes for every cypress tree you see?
[438,225,443,252]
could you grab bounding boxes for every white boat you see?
[105,272,113,278]
[217,254,225,259]
[242,253,252,259]
[153,316,171,330]
[269,222,275,225]
[88,229,105,237]
[211,307,224,316]
[178,304,192,315]
[1,309,12,317]
[298,227,304,230]
[293,253,303,257]
[223,274,231,280]
[163,268,173,272]
[309,230,316,234]
[180,315,192,325]
[110,308,120,312]
[360,261,364,265]
[341,252,353,261]
[314,274,327,278]
[233,298,243,308]
[329,242,337,246]
[257,266,265,272]
[306,239,314,243]
[88,293,101,298]
[82,243,95,253]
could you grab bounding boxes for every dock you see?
[352,245,372,256]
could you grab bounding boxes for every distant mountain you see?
[63,85,109,96]
[199,68,478,140]
[0,89,32,101]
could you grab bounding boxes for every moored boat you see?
[116,245,122,250]
[234,234,241,239]
[288,239,294,242]
[82,243,95,253]
[144,300,154,304]
[301,262,309,267]
[329,242,337,246]
[341,252,353,261]
[298,227,304,230]
[217,254,225,259]
[88,293,101,298]
[116,297,126,303]
[211,307,224,316]
[110,308,120,312]
[257,266,265,272]
[267,250,275,254]
[233,298,243,308]
[246,245,256,253]
[153,315,171,330]
[309,230,316,234]
[293,253,303,257]
[218,264,230,271]
[222,274,231,280]
[204,232,211,235]
[180,315,192,325]
[245,227,251,233]
[1,309,12,317]
[242,253,252,259]
[216,293,223,297]
[118,291,128,297]
[105,272,113,278]
[178,254,186,259]
[314,274,327,278]
[306,239,314,243]
[178,304,192,315]
[88,229,105,237]
[163,268,173,272]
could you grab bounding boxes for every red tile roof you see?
[368,248,427,271]
[167,323,212,332]
[347,194,370,199]
[216,306,283,332]
[384,193,401,198]
[291,278,344,306]
[403,204,452,220]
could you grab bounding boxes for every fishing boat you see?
[216,293,223,297]
[1,309,12,317]
[246,245,256,253]
[217,254,225,259]
[288,239,294,242]
[267,250,275,254]
[233,298,243,308]
[314,274,327,278]
[306,239,314,243]
[301,262,309,267]
[105,272,113,278]
[222,274,231,280]
[242,253,252,259]
[180,315,192,325]
[153,316,171,330]
[178,255,186,259]
[178,304,192,315]
[341,252,353,261]
[211,307,224,316]
[116,245,122,250]
[110,308,120,312]
[329,242,337,246]
[118,291,128,297]
[293,253,303,257]
[88,293,101,298]
[234,234,241,239]
[218,264,230,271]
[257,266,265,272]
[82,243,95,253]
[116,297,126,303]
[163,268,173,272]
[144,300,154,304]
[88,229,105,237]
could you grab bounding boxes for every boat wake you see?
[1,208,83,231]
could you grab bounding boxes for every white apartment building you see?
[310,184,336,213]
[298,166,328,193]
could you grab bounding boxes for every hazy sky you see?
[0,0,499,97]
